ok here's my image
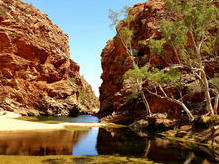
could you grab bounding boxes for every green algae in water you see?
[17,116,64,124]
[65,126,90,131]
[0,155,159,164]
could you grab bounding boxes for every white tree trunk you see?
[168,98,194,121]
[214,93,219,115]
[200,69,214,115]
[146,88,194,121]
[137,79,151,116]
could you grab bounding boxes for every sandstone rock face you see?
[99,0,218,123]
[0,0,99,116]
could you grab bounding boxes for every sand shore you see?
[0,111,112,132]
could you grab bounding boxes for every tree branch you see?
[145,88,194,121]
[159,85,168,97]
[214,93,219,115]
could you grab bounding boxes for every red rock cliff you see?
[99,0,218,123]
[0,0,99,116]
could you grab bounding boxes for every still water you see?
[0,115,217,164]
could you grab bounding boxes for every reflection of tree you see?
[183,153,195,164]
[212,126,219,162]
[144,140,151,158]
[0,129,89,155]
[96,128,146,157]
[147,137,215,164]
[97,128,216,163]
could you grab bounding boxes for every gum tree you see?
[109,8,152,116]
[141,0,218,119]
[124,64,195,121]
[109,0,218,121]
[155,0,218,116]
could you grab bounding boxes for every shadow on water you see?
[97,128,218,164]
[0,115,218,163]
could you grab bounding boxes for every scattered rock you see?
[130,113,177,132]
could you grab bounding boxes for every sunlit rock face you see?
[0,0,99,116]
[99,0,219,123]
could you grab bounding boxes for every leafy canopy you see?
[124,65,182,88]
[151,0,218,66]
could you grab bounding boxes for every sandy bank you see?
[0,112,118,132]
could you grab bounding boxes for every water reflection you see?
[73,127,99,155]
[0,130,88,156]
[0,115,217,164]
[97,128,217,164]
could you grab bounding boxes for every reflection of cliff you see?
[0,130,89,155]
[97,128,216,163]
[97,128,146,157]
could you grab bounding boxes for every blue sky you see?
[22,0,145,96]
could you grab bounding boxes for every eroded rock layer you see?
[99,0,218,123]
[0,0,99,116]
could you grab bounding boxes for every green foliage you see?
[142,54,148,61]
[150,68,182,86]
[201,33,218,56]
[125,88,140,104]
[163,0,217,57]
[149,39,166,56]
[131,49,140,57]
[119,26,133,46]
[210,77,219,89]
[161,20,188,48]
[124,65,182,88]
[123,65,150,81]
[138,40,148,46]
[183,3,216,37]
[124,15,135,25]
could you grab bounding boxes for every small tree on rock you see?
[109,7,152,116]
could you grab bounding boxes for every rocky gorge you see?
[0,0,218,163]
[0,0,99,116]
[99,0,219,124]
